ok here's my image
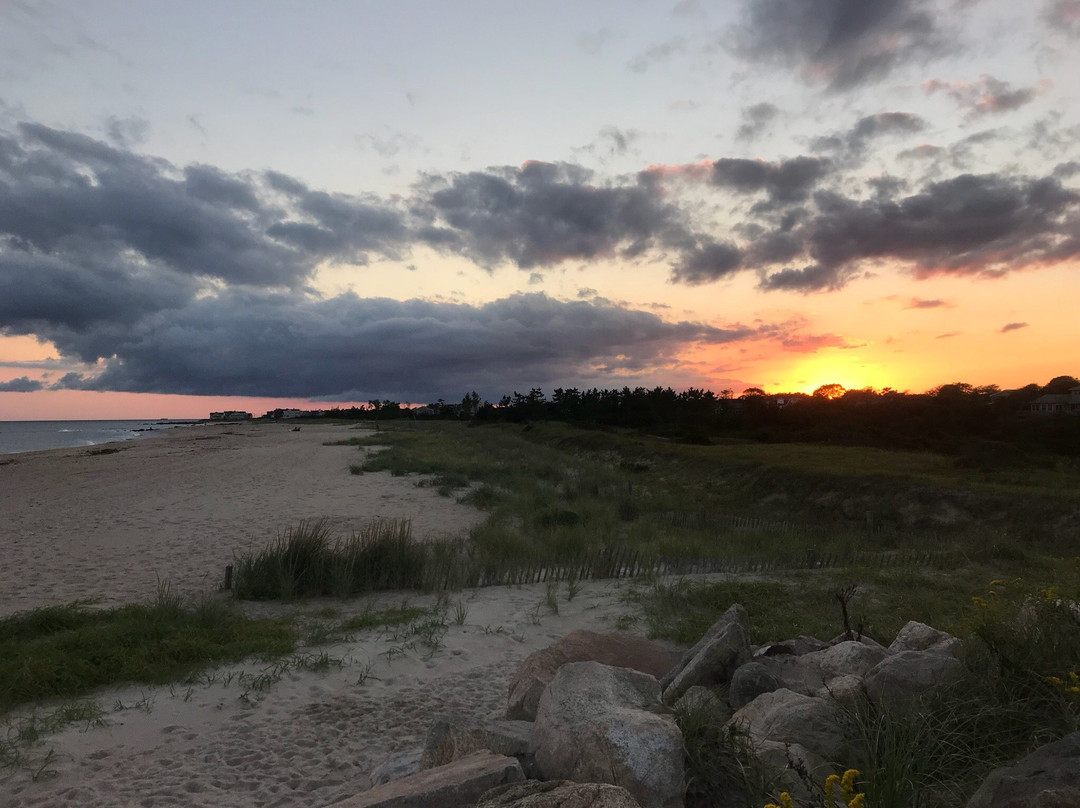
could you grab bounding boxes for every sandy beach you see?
[0,422,676,807]
[0,422,484,616]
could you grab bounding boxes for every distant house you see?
[1028,386,1080,415]
[209,410,253,421]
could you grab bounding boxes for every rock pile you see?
[334,608,1080,808]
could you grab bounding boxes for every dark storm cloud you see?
[0,123,324,289]
[415,161,695,269]
[672,240,744,284]
[627,37,685,73]
[736,103,780,140]
[904,297,951,308]
[731,0,951,90]
[753,172,1080,291]
[1000,321,1029,332]
[0,376,43,392]
[61,291,762,401]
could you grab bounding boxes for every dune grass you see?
[0,584,295,714]
[231,518,433,599]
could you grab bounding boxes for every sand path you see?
[0,423,483,616]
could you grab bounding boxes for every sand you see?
[0,422,675,807]
[0,422,484,616]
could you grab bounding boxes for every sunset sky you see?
[1,0,1078,420]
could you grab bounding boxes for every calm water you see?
[0,420,197,455]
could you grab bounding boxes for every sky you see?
[0,0,1078,420]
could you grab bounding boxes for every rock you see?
[753,656,826,696]
[507,631,683,721]
[800,640,889,680]
[370,750,424,786]
[730,662,782,709]
[754,635,829,657]
[662,604,752,703]
[336,751,524,808]
[729,688,851,762]
[673,685,730,722]
[532,662,684,808]
[814,674,866,710]
[754,741,830,802]
[478,780,643,808]
[889,621,964,661]
[864,650,964,710]
[661,604,749,692]
[422,714,534,774]
[967,732,1080,808]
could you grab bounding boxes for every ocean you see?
[0,419,198,455]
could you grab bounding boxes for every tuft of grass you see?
[232,518,432,599]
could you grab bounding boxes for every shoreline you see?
[0,422,484,617]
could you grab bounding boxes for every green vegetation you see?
[0,585,295,714]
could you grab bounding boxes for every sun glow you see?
[770,352,895,395]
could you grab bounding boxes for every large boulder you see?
[864,650,964,710]
[728,688,851,762]
[478,780,643,808]
[662,604,752,703]
[422,714,534,774]
[967,732,1080,808]
[800,640,889,680]
[889,621,964,661]
[730,662,782,709]
[507,631,683,721]
[336,751,524,808]
[532,662,684,808]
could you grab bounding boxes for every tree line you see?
[318,376,1080,460]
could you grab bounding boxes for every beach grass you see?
[0,589,295,714]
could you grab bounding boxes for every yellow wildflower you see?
[1068,686,1080,694]
[848,794,866,808]
[763,804,781,808]
[824,773,841,805]
[1070,671,1078,683]
[841,769,860,797]
[989,579,1006,587]
[780,793,795,808]
[1046,676,1064,686]
[1043,587,1060,602]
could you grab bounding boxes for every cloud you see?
[104,115,149,148]
[924,75,1047,117]
[641,155,833,204]
[57,291,766,401]
[627,37,685,72]
[904,297,952,308]
[1044,0,1080,37]
[672,240,744,284]
[812,112,927,159]
[936,331,960,339]
[736,103,780,140]
[755,172,1080,291]
[0,375,43,392]
[1000,321,1029,332]
[779,332,852,351]
[730,0,953,90]
[415,161,695,269]
[574,126,642,160]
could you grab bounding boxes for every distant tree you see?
[812,383,846,400]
